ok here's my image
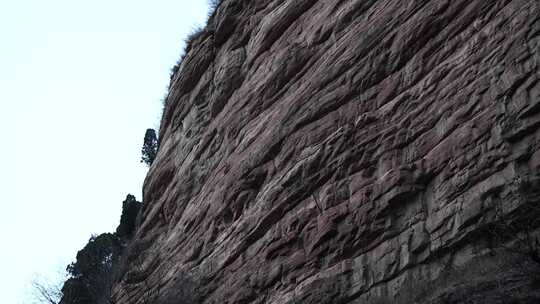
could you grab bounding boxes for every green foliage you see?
[141,128,158,166]
[57,191,201,303]
[116,194,142,239]
[60,277,92,304]
[61,233,122,304]
[59,195,142,304]
[66,234,120,278]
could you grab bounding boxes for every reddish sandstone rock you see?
[113,0,540,303]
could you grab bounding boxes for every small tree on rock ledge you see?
[141,129,158,166]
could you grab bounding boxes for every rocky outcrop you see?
[113,0,540,303]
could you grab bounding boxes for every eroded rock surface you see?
[113,0,540,303]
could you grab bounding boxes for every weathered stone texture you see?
[114,0,540,303]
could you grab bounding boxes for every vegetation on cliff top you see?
[32,195,142,304]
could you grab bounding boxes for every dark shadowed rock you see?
[113,0,540,303]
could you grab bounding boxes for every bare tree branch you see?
[30,275,63,304]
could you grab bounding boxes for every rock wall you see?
[113,0,540,303]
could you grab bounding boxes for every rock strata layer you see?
[113,0,540,303]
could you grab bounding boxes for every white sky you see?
[0,0,209,302]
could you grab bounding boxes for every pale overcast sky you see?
[0,0,209,302]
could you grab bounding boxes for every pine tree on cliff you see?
[141,128,157,166]
[61,233,122,304]
[115,194,142,239]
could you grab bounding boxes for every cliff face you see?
[113,0,540,303]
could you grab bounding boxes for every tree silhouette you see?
[141,129,158,166]
[116,194,142,240]
[60,234,122,304]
